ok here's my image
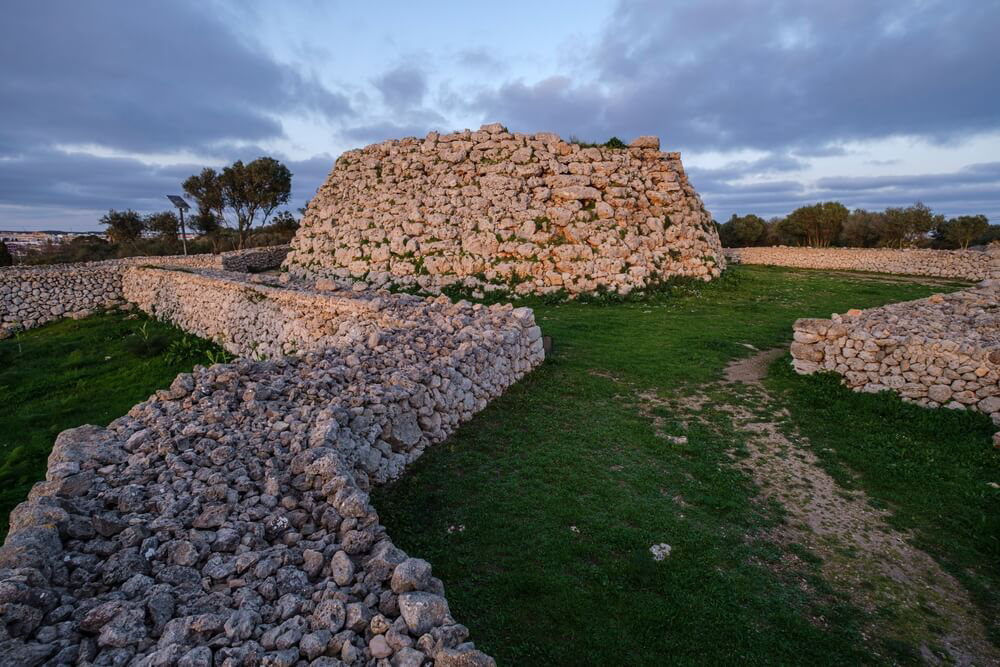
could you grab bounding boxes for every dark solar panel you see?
[167,195,190,210]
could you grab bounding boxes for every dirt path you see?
[645,351,999,665]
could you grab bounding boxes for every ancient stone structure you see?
[725,245,1000,282]
[284,124,725,295]
[791,280,1000,429]
[0,246,290,336]
[0,262,542,665]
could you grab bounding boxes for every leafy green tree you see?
[783,202,848,247]
[837,209,884,247]
[880,202,941,248]
[99,209,145,247]
[145,211,180,243]
[269,210,299,233]
[933,214,990,249]
[0,241,13,267]
[972,224,1000,246]
[222,157,292,249]
[183,158,292,249]
[189,209,225,253]
[183,168,227,227]
[718,213,767,247]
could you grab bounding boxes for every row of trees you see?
[15,156,300,266]
[717,202,997,250]
[99,206,299,255]
[17,215,300,267]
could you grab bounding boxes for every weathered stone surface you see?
[726,245,1000,282]
[435,647,498,667]
[0,245,289,336]
[0,197,554,666]
[391,558,433,594]
[790,280,1000,433]
[399,592,450,635]
[284,126,725,296]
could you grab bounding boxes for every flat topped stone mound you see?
[284,124,725,296]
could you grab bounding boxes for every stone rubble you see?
[726,245,1000,282]
[0,246,289,337]
[284,125,725,296]
[0,264,543,665]
[791,279,1000,427]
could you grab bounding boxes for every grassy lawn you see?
[0,310,226,536]
[373,265,999,665]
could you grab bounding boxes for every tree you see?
[183,168,226,227]
[99,209,145,246]
[718,213,767,247]
[783,202,848,247]
[189,209,225,253]
[880,202,941,248]
[837,209,884,247]
[933,215,990,249]
[145,211,180,243]
[972,224,1000,246]
[269,210,299,233]
[0,241,13,267]
[183,157,292,250]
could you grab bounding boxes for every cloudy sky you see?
[2,0,998,232]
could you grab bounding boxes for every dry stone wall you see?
[0,246,289,336]
[284,124,725,295]
[791,280,1000,430]
[725,245,1000,281]
[0,266,543,666]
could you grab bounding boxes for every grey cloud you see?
[793,145,850,158]
[456,49,505,71]
[0,1,352,157]
[687,153,807,189]
[0,148,336,230]
[340,108,449,146]
[473,77,611,141]
[0,150,199,212]
[816,162,1000,191]
[374,66,428,111]
[471,1,1000,153]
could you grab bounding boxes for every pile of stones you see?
[0,271,543,665]
[121,267,533,364]
[791,279,1000,437]
[284,124,724,296]
[726,245,1000,282]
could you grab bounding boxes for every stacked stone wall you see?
[725,245,1000,281]
[790,281,1000,429]
[0,245,289,335]
[284,124,725,295]
[0,267,542,665]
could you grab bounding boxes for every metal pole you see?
[179,207,188,255]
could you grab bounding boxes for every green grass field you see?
[1,266,997,664]
[0,310,226,536]
[373,266,999,665]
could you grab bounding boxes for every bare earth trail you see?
[636,351,999,665]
